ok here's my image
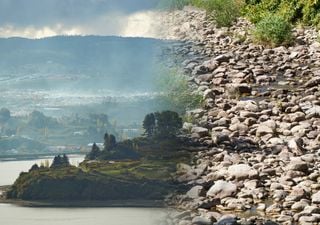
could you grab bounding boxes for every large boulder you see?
[227,164,258,180]
[226,84,252,95]
[312,191,320,204]
[256,125,274,137]
[305,77,320,88]
[191,127,209,138]
[285,160,309,173]
[207,180,237,199]
[235,100,259,112]
[192,216,213,225]
[216,217,239,225]
[287,138,305,155]
[186,185,204,199]
[288,112,305,123]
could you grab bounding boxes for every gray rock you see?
[214,54,232,63]
[212,132,231,145]
[305,76,320,88]
[235,100,259,112]
[175,211,192,220]
[186,185,204,199]
[289,112,305,122]
[299,215,317,223]
[216,217,239,225]
[286,160,309,173]
[227,164,258,180]
[287,138,305,155]
[303,205,320,214]
[191,127,209,137]
[264,220,280,225]
[183,122,194,131]
[226,84,252,95]
[273,190,288,201]
[305,105,320,117]
[192,216,213,225]
[256,125,274,137]
[286,186,308,201]
[207,180,237,199]
[291,200,309,211]
[312,191,320,204]
[198,199,220,209]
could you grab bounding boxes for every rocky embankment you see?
[163,7,320,225]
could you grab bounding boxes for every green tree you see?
[143,113,156,137]
[104,132,117,151]
[154,111,183,137]
[109,134,116,149]
[51,154,70,168]
[86,143,101,160]
[29,164,39,172]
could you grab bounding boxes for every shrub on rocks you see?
[244,0,320,25]
[192,0,243,27]
[253,14,293,46]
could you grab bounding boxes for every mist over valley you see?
[0,35,179,156]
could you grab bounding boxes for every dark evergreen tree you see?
[86,143,101,160]
[104,132,117,151]
[143,113,155,137]
[29,163,39,172]
[51,154,70,168]
[109,134,117,149]
[61,154,70,166]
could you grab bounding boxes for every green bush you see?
[192,0,243,27]
[253,14,293,46]
[244,0,320,25]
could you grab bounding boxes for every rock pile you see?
[162,6,320,225]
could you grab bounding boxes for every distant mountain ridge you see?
[0,35,168,91]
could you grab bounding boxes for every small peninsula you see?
[4,111,194,206]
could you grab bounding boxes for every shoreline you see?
[0,152,86,162]
[0,185,165,208]
[163,6,320,225]
[0,198,165,208]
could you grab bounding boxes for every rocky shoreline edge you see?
[0,185,164,208]
[162,6,320,225]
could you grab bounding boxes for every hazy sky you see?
[0,0,161,38]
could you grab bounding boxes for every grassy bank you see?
[6,137,192,202]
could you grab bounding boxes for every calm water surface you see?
[0,204,167,225]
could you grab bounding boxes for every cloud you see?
[120,11,163,38]
[0,0,161,38]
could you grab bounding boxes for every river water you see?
[0,204,167,225]
[0,155,168,225]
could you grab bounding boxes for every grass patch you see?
[253,14,293,46]
[192,0,244,27]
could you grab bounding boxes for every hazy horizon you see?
[0,0,162,38]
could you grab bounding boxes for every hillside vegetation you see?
[166,0,320,46]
